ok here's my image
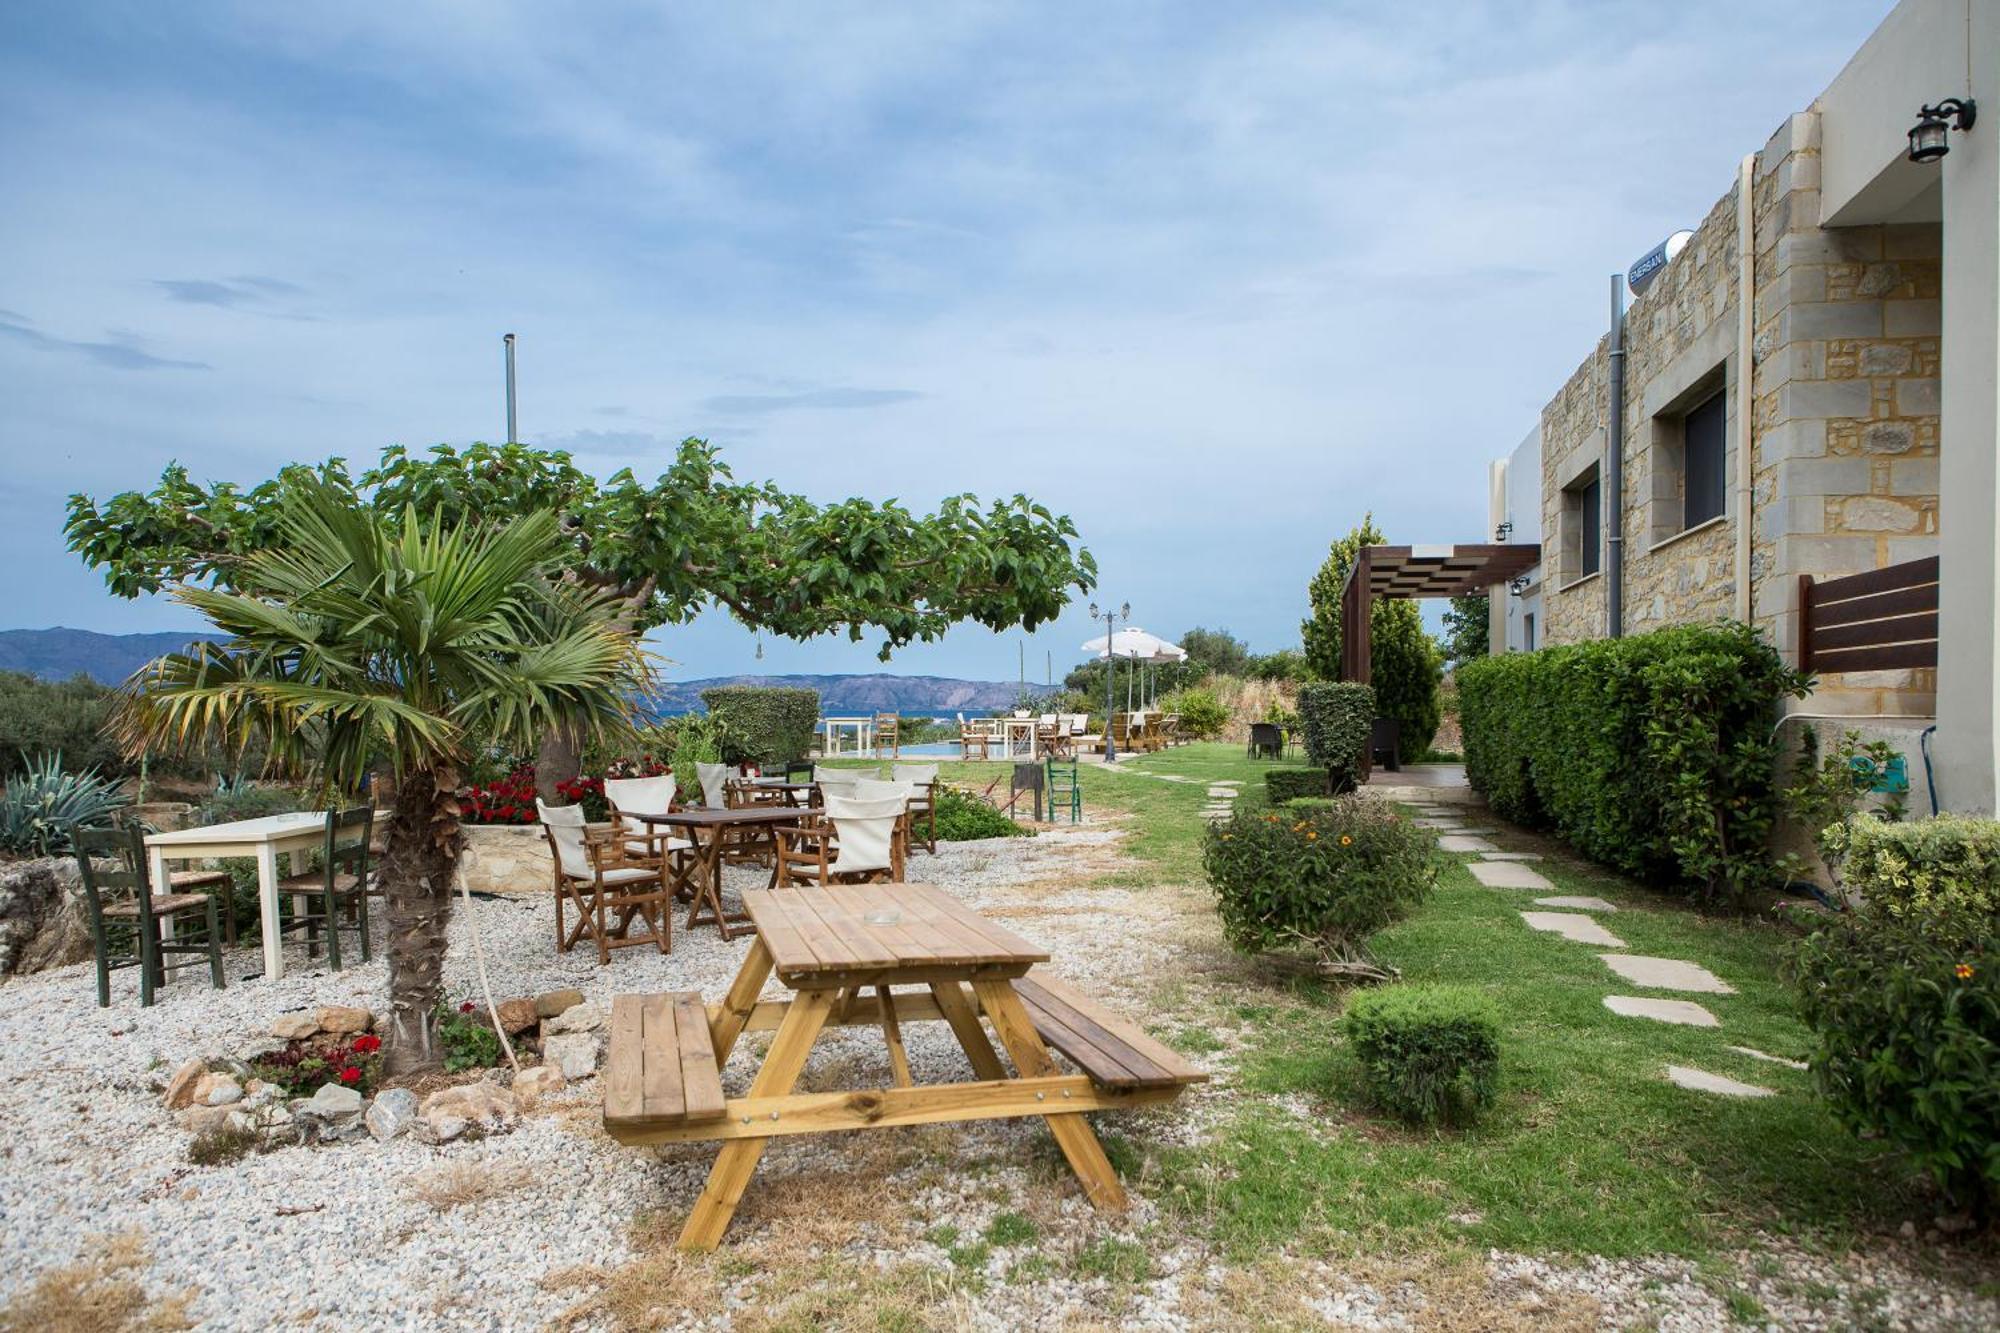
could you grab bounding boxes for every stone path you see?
[1399,796,1779,1100]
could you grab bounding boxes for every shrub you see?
[1457,622,1809,903]
[932,785,1032,841]
[463,762,540,825]
[1296,682,1374,791]
[1265,768,1331,803]
[437,1002,505,1073]
[1301,515,1443,762]
[1342,984,1502,1127]
[248,1032,385,1097]
[0,753,127,857]
[1791,903,1998,1213]
[194,778,298,826]
[0,672,122,779]
[1161,686,1229,740]
[700,686,820,768]
[1824,815,2000,919]
[1203,795,1440,968]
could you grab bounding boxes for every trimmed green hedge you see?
[1457,622,1808,902]
[1825,814,2000,919]
[1297,681,1374,793]
[1265,768,1332,803]
[699,686,820,768]
[1342,984,1502,1127]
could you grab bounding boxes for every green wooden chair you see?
[73,826,226,1007]
[1045,757,1082,824]
[277,806,374,970]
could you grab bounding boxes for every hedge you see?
[1823,814,2000,919]
[1457,622,1808,902]
[698,686,820,768]
[1297,681,1374,792]
[1342,984,1502,1127]
[1265,768,1332,803]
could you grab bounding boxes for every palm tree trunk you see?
[381,764,462,1076]
[536,729,581,804]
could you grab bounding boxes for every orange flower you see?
[1305,830,1318,841]
[1265,814,1278,823]
[1956,962,1976,980]
[1339,835,1353,846]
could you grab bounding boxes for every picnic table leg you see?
[929,981,1007,1081]
[972,979,1128,1211]
[679,987,837,1250]
[707,936,773,1062]
[255,843,285,981]
[876,986,913,1088]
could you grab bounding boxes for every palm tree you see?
[119,479,651,1073]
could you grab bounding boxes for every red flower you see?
[460,1000,476,1013]
[352,1034,381,1053]
[338,1066,362,1084]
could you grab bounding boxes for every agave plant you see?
[0,752,129,857]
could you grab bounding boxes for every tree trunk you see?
[535,729,581,804]
[381,765,463,1076]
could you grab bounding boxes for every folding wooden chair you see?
[538,799,672,964]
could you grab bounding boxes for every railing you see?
[1798,555,1939,673]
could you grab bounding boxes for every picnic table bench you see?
[603,882,1205,1248]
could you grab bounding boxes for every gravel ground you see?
[0,814,1994,1331]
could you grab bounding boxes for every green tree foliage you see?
[1296,681,1375,791]
[1440,594,1491,667]
[0,672,122,778]
[116,479,652,1073]
[699,686,820,768]
[1301,516,1443,762]
[1062,625,1256,701]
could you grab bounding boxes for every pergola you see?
[1339,544,1542,683]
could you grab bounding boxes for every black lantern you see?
[1495,520,1513,542]
[1908,98,1976,163]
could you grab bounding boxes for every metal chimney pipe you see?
[1606,277,1625,638]
[503,333,518,444]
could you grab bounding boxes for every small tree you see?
[1440,594,1490,667]
[1300,516,1444,762]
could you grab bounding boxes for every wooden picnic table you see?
[603,882,1207,1249]
[624,806,806,941]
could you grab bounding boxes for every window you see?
[1562,470,1602,582]
[1682,388,1726,528]
[1522,613,1536,652]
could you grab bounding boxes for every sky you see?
[0,0,1897,688]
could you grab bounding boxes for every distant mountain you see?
[0,628,1028,713]
[650,673,1024,715]
[0,627,215,684]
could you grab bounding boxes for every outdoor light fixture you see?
[1507,576,1531,597]
[1908,98,1976,163]
[1495,521,1513,542]
[1087,601,1130,762]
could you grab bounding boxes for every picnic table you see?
[625,806,807,941]
[603,882,1207,1249]
[144,810,370,981]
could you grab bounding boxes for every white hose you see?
[457,863,521,1072]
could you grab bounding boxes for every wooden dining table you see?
[603,882,1206,1249]
[625,806,807,940]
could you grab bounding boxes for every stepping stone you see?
[1665,1065,1773,1098]
[1437,835,1497,853]
[1481,852,1543,862]
[1603,995,1719,1027]
[1727,1045,1808,1071]
[1520,911,1626,948]
[1467,860,1553,890]
[1412,817,1460,828]
[1207,787,1236,798]
[1597,955,1734,994]
[1533,895,1617,912]
[1454,827,1498,836]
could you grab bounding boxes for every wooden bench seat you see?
[604,992,727,1139]
[1013,974,1209,1091]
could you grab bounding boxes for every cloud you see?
[697,387,924,415]
[0,313,208,371]
[154,275,315,318]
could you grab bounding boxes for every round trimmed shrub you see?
[1202,795,1441,964]
[1342,984,1502,1127]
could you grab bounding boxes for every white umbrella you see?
[1078,628,1186,710]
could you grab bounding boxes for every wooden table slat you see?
[639,994,685,1121]
[884,882,1047,966]
[755,890,861,972]
[795,890,904,970]
[605,995,647,1124]
[673,993,728,1120]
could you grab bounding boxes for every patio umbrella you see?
[1078,628,1187,711]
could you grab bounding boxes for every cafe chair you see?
[73,826,225,1007]
[538,798,671,963]
[890,762,940,854]
[275,805,374,970]
[774,793,907,886]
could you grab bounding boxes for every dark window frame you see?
[1576,474,1602,578]
[1682,387,1727,529]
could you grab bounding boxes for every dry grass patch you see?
[408,1160,534,1212]
[0,1232,194,1333]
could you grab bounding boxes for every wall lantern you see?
[1908,98,1976,163]
[1494,521,1513,542]
[1507,576,1530,597]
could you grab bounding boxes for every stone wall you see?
[1539,109,1941,719]
[458,824,555,897]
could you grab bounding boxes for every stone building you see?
[1487,0,1998,815]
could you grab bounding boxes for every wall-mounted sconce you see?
[1507,576,1530,597]
[1495,521,1513,542]
[1908,98,1976,163]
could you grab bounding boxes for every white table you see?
[999,716,1040,760]
[145,811,360,981]
[821,716,874,757]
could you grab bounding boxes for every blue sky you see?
[0,1,1895,686]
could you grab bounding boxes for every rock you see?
[240,1080,281,1110]
[315,1005,373,1035]
[163,1058,207,1110]
[183,1104,236,1136]
[365,1088,420,1142]
[543,1002,602,1035]
[235,1037,286,1062]
[271,1012,320,1040]
[193,1072,243,1107]
[495,998,539,1035]
[306,1083,364,1118]
[533,988,585,1019]
[511,1064,567,1107]
[420,1083,519,1141]
[0,857,95,977]
[543,1032,599,1080]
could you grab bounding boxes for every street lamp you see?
[1088,600,1130,761]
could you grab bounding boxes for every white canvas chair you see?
[538,798,671,963]
[891,762,940,854]
[601,774,692,861]
[851,777,913,805]
[775,792,907,885]
[695,760,731,810]
[813,764,862,804]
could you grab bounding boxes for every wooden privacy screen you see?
[1798,555,1939,673]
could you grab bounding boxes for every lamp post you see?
[1088,600,1129,762]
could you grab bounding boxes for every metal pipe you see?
[1606,276,1625,638]
[503,333,518,444]
[1734,154,1756,622]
